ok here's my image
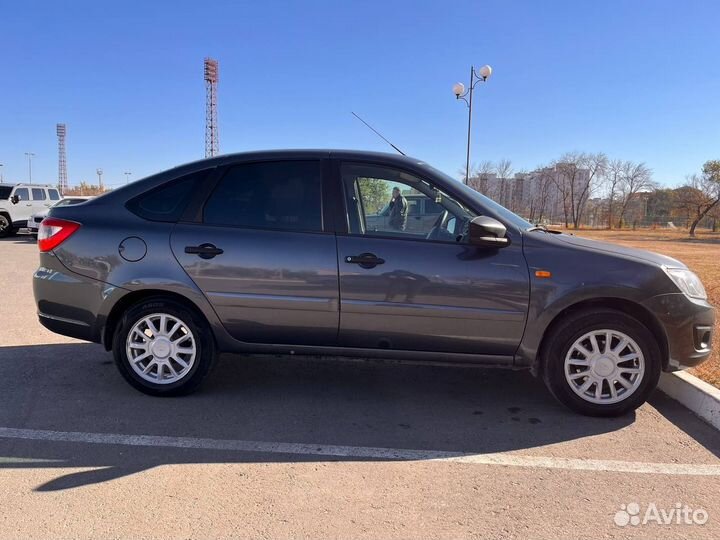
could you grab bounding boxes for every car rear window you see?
[127,169,211,222]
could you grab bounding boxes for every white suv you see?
[0,183,61,237]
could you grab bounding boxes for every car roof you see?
[0,184,56,189]
[165,149,431,172]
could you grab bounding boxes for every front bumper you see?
[642,293,715,370]
[27,217,43,232]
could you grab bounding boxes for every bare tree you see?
[552,152,607,229]
[495,159,513,208]
[677,160,720,236]
[528,167,554,223]
[550,157,573,227]
[604,159,624,229]
[468,160,494,194]
[576,153,608,228]
[511,169,529,213]
[616,161,655,228]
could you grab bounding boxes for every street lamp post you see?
[24,152,36,184]
[96,168,104,190]
[0,163,4,182]
[124,171,132,184]
[453,64,492,185]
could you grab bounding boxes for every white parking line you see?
[1,426,719,476]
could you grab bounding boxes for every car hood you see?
[553,233,686,268]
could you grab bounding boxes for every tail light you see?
[38,218,81,252]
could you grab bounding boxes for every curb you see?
[658,371,720,431]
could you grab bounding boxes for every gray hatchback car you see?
[34,150,714,416]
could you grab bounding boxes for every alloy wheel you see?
[125,313,197,384]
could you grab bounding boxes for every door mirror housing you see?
[469,216,510,248]
[10,195,19,205]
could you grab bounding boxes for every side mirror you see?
[10,195,19,205]
[469,216,510,248]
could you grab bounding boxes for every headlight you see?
[663,267,707,300]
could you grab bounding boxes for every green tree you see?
[358,178,390,215]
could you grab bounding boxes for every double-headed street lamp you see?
[453,64,492,185]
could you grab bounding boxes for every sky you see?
[1,0,719,188]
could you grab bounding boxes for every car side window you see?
[32,188,46,201]
[48,189,61,201]
[14,188,29,201]
[341,162,475,243]
[127,169,211,222]
[203,161,323,232]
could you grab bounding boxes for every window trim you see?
[126,168,213,223]
[337,159,478,247]
[197,158,328,234]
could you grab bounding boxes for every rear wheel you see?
[542,309,661,416]
[113,298,216,396]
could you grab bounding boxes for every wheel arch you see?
[534,297,669,377]
[102,289,214,352]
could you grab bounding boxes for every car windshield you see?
[0,186,12,200]
[418,163,534,231]
[53,198,87,207]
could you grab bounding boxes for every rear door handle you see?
[345,253,385,269]
[185,243,224,260]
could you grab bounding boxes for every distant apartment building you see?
[469,164,591,225]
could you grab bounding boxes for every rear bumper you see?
[642,293,715,370]
[33,252,126,344]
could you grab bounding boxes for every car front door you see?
[11,187,32,224]
[170,159,340,346]
[335,161,529,358]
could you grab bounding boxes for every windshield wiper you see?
[526,225,562,234]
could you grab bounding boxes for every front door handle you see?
[345,253,385,269]
[185,243,224,260]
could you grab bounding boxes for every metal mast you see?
[204,58,219,158]
[56,124,68,194]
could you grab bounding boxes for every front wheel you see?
[0,215,15,238]
[113,298,216,396]
[542,309,661,416]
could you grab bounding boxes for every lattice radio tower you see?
[56,123,68,194]
[204,58,219,158]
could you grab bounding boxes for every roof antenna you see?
[352,112,406,156]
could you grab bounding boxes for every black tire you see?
[542,308,661,417]
[0,214,14,238]
[113,297,216,396]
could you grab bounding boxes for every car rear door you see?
[31,187,52,213]
[335,160,530,358]
[170,159,340,346]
